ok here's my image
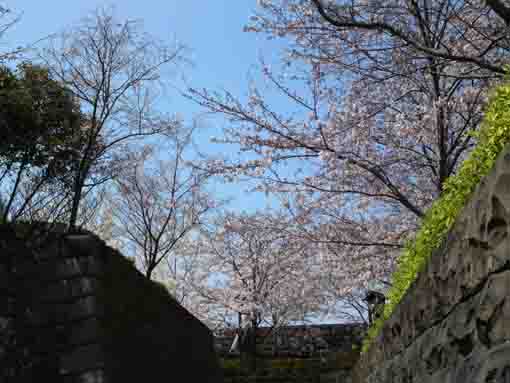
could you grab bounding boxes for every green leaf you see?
[361,79,510,353]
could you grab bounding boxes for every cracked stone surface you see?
[353,145,510,383]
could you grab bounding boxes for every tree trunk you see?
[239,320,258,374]
[68,182,82,232]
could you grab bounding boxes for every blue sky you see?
[2,0,293,212]
[2,2,364,324]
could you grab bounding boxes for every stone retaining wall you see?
[0,226,223,382]
[352,145,510,382]
[216,323,366,358]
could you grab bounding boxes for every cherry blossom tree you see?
[308,0,508,75]
[107,128,217,280]
[186,0,510,300]
[149,238,235,333]
[0,5,24,63]
[190,211,326,370]
[40,6,185,231]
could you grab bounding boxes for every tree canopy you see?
[0,63,83,173]
[0,63,94,223]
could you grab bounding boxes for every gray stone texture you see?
[352,145,510,382]
[0,225,223,383]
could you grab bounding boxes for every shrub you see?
[221,358,242,376]
[362,76,510,353]
[221,357,323,379]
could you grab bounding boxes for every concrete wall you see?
[352,146,510,382]
[0,226,223,383]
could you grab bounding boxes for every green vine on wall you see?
[362,75,510,353]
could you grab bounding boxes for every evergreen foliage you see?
[0,63,83,175]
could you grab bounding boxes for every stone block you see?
[1,226,223,383]
[352,144,510,383]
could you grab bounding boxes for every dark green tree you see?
[0,62,85,223]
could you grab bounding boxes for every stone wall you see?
[352,145,510,382]
[0,226,223,383]
[0,225,100,382]
[216,323,366,358]
[99,237,223,383]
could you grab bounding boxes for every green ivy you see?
[361,77,510,353]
